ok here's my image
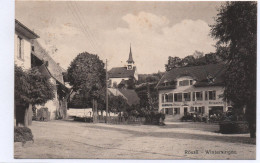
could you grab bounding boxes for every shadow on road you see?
[85,124,256,145]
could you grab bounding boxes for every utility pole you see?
[105,59,108,123]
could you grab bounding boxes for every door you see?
[184,107,188,116]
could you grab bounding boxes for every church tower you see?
[126,44,135,70]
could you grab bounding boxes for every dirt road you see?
[14,120,255,159]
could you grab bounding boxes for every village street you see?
[14,120,255,159]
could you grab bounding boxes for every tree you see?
[15,65,55,127]
[165,56,182,71]
[67,52,106,123]
[181,55,195,66]
[108,95,129,121]
[192,50,204,59]
[211,2,257,137]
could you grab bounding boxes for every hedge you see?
[219,121,249,134]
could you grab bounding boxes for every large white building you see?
[156,63,232,118]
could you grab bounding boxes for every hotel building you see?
[156,63,232,117]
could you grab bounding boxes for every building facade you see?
[15,19,39,69]
[108,45,138,87]
[156,63,232,117]
[31,40,69,120]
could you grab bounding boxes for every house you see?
[15,19,39,69]
[108,45,138,87]
[31,40,69,120]
[156,63,232,117]
[15,19,69,121]
[14,19,39,126]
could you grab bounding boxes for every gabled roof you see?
[108,67,136,78]
[119,89,140,106]
[15,19,39,39]
[108,88,140,106]
[156,63,227,89]
[31,40,64,84]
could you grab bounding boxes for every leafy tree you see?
[67,52,106,123]
[15,65,55,127]
[108,95,129,114]
[192,50,204,59]
[211,1,257,137]
[135,83,158,110]
[205,53,220,64]
[181,55,196,66]
[165,56,182,71]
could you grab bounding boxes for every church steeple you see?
[127,44,134,64]
[126,44,135,70]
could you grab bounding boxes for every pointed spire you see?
[127,43,134,63]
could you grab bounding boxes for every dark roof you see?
[108,67,136,78]
[108,88,140,106]
[15,19,39,39]
[31,40,65,84]
[118,89,140,106]
[157,63,227,89]
[127,46,134,63]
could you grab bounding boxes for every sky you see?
[15,1,223,74]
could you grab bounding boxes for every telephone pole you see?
[105,59,108,123]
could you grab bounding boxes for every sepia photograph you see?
[11,0,257,160]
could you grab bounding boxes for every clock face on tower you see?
[128,65,132,69]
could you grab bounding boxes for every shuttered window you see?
[17,36,24,59]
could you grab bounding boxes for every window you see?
[208,91,216,100]
[174,93,182,102]
[195,92,203,101]
[174,108,180,114]
[183,92,191,101]
[168,93,173,102]
[190,80,193,85]
[17,36,23,59]
[179,80,189,86]
[192,92,195,101]
[162,93,173,103]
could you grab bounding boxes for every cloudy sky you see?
[16,1,222,74]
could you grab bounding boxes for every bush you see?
[14,127,34,143]
[74,117,93,122]
[36,107,50,121]
[144,111,165,125]
[219,121,249,134]
[181,114,194,122]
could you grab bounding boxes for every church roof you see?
[108,67,136,78]
[126,45,134,63]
